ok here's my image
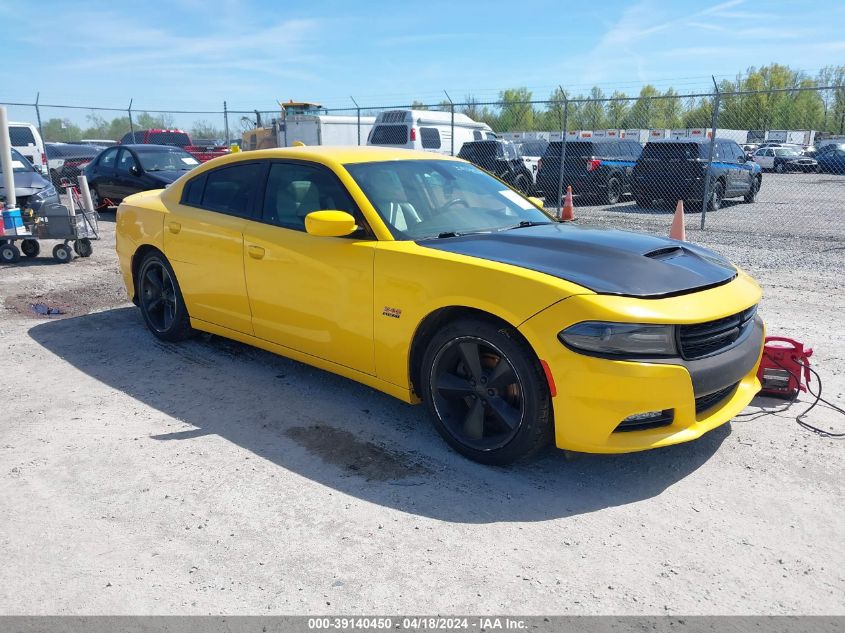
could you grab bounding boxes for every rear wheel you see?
[514,174,531,195]
[421,318,553,465]
[705,180,724,212]
[74,238,93,258]
[605,177,622,205]
[21,239,40,257]
[136,252,193,342]
[744,176,761,203]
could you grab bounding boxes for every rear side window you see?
[420,127,441,149]
[9,126,36,146]
[182,174,207,206]
[370,125,408,145]
[201,162,263,217]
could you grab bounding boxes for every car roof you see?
[201,146,461,166]
[120,144,192,152]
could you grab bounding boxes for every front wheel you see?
[775,162,785,174]
[136,252,193,341]
[420,318,553,465]
[0,243,21,264]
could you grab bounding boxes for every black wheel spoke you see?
[487,396,520,431]
[144,269,162,293]
[487,360,516,389]
[462,398,485,440]
[457,342,483,381]
[436,372,474,399]
[146,297,163,312]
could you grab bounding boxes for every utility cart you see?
[0,199,100,264]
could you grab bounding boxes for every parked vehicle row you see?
[119,129,229,162]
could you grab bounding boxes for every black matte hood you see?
[418,223,737,298]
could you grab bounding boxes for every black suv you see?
[457,140,534,195]
[631,138,763,212]
[535,139,643,205]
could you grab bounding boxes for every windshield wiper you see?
[501,220,554,231]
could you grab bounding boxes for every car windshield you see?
[137,149,200,171]
[345,159,552,240]
[0,148,38,174]
[775,148,800,157]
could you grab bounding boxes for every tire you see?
[89,185,101,210]
[775,162,785,174]
[21,239,40,257]
[420,317,553,465]
[0,242,21,264]
[605,177,622,205]
[706,180,724,213]
[743,177,761,203]
[74,238,93,258]
[136,252,193,342]
[52,243,72,264]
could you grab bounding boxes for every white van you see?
[367,109,495,155]
[9,121,47,174]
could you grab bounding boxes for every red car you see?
[119,129,229,163]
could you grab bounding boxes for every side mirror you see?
[304,210,358,237]
[527,196,545,209]
[737,154,746,162]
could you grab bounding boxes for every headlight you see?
[559,322,676,356]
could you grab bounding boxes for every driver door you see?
[242,160,377,374]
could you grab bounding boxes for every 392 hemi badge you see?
[382,306,402,319]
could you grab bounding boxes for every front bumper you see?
[519,274,764,453]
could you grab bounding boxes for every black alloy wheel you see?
[421,318,552,465]
[137,253,192,341]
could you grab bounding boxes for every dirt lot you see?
[1,174,843,615]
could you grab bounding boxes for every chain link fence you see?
[3,87,844,241]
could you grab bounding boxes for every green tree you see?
[606,91,630,128]
[580,87,607,130]
[624,85,660,128]
[498,87,534,131]
[190,120,225,140]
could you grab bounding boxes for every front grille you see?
[694,382,739,414]
[678,306,756,359]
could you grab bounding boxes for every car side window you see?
[181,173,207,206]
[262,162,358,232]
[200,162,264,217]
[99,148,118,168]
[766,149,775,157]
[117,149,138,173]
[420,127,441,150]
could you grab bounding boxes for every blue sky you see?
[1,0,843,119]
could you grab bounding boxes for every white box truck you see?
[767,130,815,145]
[281,114,375,147]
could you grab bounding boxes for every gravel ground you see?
[0,178,843,615]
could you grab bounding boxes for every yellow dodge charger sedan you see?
[115,146,764,464]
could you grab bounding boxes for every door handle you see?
[168,221,181,234]
[248,245,265,260]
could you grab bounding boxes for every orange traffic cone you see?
[560,185,576,221]
[670,200,686,241]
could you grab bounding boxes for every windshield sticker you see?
[182,157,199,165]
[11,160,26,169]
[499,189,534,210]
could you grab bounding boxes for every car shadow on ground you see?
[29,307,730,524]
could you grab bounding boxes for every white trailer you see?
[592,129,623,138]
[670,129,689,139]
[767,130,815,145]
[280,114,376,147]
[648,129,671,140]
